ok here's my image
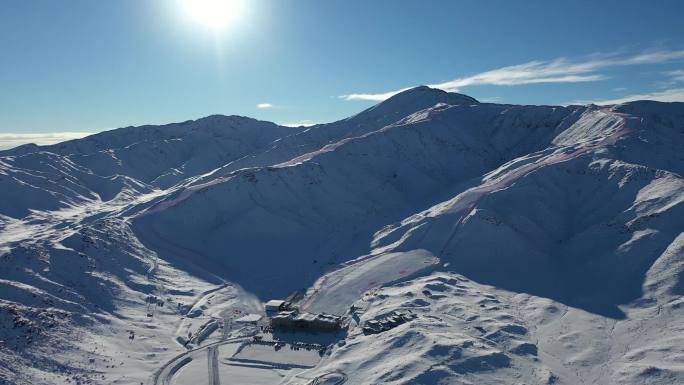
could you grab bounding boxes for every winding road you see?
[308,371,348,385]
[152,336,248,385]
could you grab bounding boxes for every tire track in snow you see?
[152,336,248,385]
[207,345,220,385]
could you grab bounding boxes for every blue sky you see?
[1,0,683,147]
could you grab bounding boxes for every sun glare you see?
[182,0,243,29]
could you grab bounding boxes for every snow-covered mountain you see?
[1,87,682,385]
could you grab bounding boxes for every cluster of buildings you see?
[362,310,415,334]
[264,299,292,313]
[270,310,342,331]
[264,299,343,332]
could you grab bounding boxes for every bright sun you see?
[182,0,243,29]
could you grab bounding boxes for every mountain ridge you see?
[1,86,683,385]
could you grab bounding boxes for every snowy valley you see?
[1,86,683,385]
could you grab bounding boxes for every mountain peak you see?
[388,86,479,105]
[192,114,261,125]
[350,86,479,125]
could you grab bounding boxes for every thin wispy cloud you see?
[343,88,414,102]
[0,132,94,150]
[342,49,684,101]
[256,103,273,109]
[572,88,684,105]
[668,70,684,82]
[280,119,320,127]
[622,50,684,65]
[478,96,503,103]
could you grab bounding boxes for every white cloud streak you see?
[572,88,684,105]
[342,49,684,101]
[256,103,273,109]
[280,119,319,127]
[342,88,413,102]
[622,50,684,65]
[668,70,684,82]
[0,132,94,150]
